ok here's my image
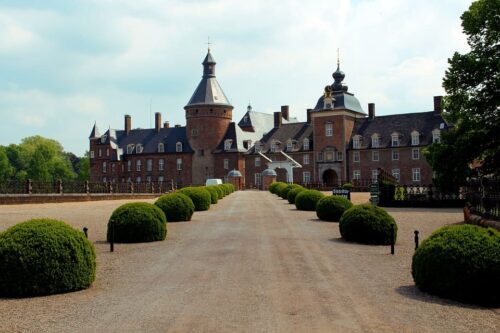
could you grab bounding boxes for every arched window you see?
[391,133,400,147]
[176,142,182,152]
[136,160,142,171]
[158,143,164,153]
[303,138,310,151]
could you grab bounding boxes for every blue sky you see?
[0,0,471,156]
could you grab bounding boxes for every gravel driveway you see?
[0,191,498,332]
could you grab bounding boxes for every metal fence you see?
[465,177,500,221]
[0,180,175,195]
[301,179,374,192]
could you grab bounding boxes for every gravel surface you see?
[0,191,498,333]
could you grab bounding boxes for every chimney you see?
[368,103,375,119]
[175,124,181,128]
[434,96,443,114]
[274,111,282,128]
[163,121,170,129]
[124,115,131,135]
[307,109,312,124]
[281,105,289,121]
[155,112,161,132]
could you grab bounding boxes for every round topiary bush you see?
[210,185,224,200]
[216,184,228,197]
[204,186,219,204]
[280,184,302,200]
[227,183,236,193]
[268,182,280,194]
[342,183,353,190]
[155,192,195,222]
[274,183,289,198]
[316,195,353,221]
[287,186,306,204]
[412,225,500,306]
[295,190,325,211]
[339,204,397,245]
[178,187,211,211]
[107,202,167,243]
[0,219,96,297]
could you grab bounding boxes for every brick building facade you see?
[89,50,447,188]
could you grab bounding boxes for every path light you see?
[414,230,420,250]
[83,227,88,238]
[390,224,395,255]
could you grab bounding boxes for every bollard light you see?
[83,227,88,238]
[414,230,420,250]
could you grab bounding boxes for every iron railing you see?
[465,177,500,220]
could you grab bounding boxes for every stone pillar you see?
[262,168,277,190]
[227,170,243,190]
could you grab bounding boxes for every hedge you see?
[210,185,224,200]
[0,219,96,297]
[316,195,353,221]
[155,192,195,222]
[279,184,303,200]
[204,186,219,204]
[287,187,306,204]
[412,225,500,306]
[295,190,325,211]
[107,202,167,242]
[178,187,212,211]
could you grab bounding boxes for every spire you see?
[332,49,347,92]
[88,121,101,139]
[202,42,216,77]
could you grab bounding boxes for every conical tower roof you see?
[88,121,101,139]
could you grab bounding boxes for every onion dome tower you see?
[185,48,234,184]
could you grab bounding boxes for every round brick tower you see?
[185,49,233,185]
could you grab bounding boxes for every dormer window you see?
[158,143,164,153]
[136,144,144,154]
[432,129,441,143]
[391,133,400,147]
[271,141,281,153]
[411,131,420,146]
[224,139,233,151]
[303,138,310,151]
[101,135,107,144]
[286,140,293,151]
[127,144,134,154]
[176,142,183,152]
[353,136,361,149]
[254,141,261,152]
[371,134,380,148]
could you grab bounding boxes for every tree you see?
[76,153,90,181]
[0,147,14,182]
[427,0,500,189]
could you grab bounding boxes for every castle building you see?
[89,49,447,188]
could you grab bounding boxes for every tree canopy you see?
[426,0,500,189]
[0,136,89,182]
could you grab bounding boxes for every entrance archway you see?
[322,169,338,187]
[276,168,288,183]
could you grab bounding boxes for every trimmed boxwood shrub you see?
[268,182,285,194]
[178,187,211,211]
[107,202,167,243]
[316,195,353,221]
[204,186,219,204]
[339,204,397,245]
[279,184,302,200]
[155,192,194,222]
[0,219,96,297]
[274,183,289,198]
[342,183,353,190]
[210,185,224,200]
[228,183,236,192]
[295,190,325,211]
[287,186,306,204]
[412,225,500,306]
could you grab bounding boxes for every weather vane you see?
[207,36,211,51]
[337,48,340,67]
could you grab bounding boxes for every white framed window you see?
[159,159,164,171]
[90,150,94,159]
[303,138,309,151]
[127,160,132,172]
[372,169,379,181]
[158,176,164,182]
[303,171,311,184]
[106,148,110,157]
[102,162,107,173]
[372,150,379,161]
[432,130,441,143]
[136,160,142,171]
[412,148,420,160]
[371,134,380,148]
[176,158,182,170]
[255,173,262,186]
[191,128,198,137]
[353,151,360,163]
[103,177,107,183]
[391,133,399,147]
[317,152,324,161]
[98,148,102,157]
[337,151,343,161]
[146,176,151,183]
[224,158,229,170]
[411,131,420,146]
[392,169,400,181]
[325,122,333,136]
[224,139,232,151]
[392,150,399,161]
[127,144,134,154]
[147,159,153,172]
[303,154,310,165]
[353,170,361,180]
[412,168,421,182]
[158,143,164,153]
[127,177,131,183]
[255,157,261,167]
[111,163,115,173]
[136,176,141,183]
[353,136,361,149]
[286,140,293,151]
[136,144,143,154]
[271,141,280,153]
[176,142,183,152]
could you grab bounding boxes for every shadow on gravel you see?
[310,218,339,223]
[395,285,487,309]
[328,237,347,243]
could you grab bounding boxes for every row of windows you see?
[352,148,420,162]
[253,171,312,186]
[352,168,421,182]
[102,176,167,183]
[259,138,310,153]
[352,130,441,149]
[102,158,183,173]
[90,148,110,159]
[253,155,311,167]
[127,142,183,155]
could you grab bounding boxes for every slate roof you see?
[238,110,297,134]
[89,122,101,139]
[313,92,365,114]
[246,122,313,154]
[350,111,448,149]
